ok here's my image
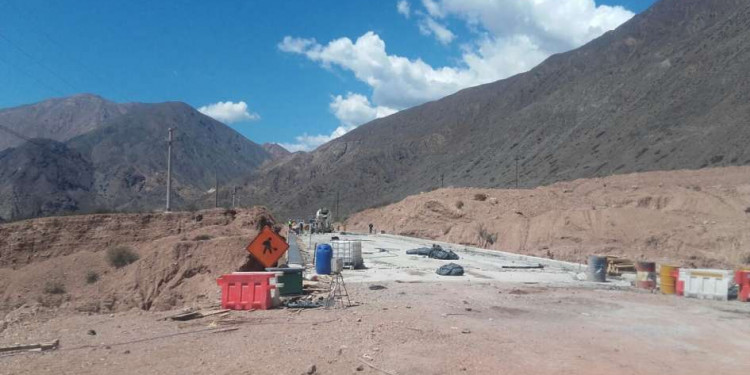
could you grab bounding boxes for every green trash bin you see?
[265,267,304,296]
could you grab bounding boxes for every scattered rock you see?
[461,329,471,334]
[87,329,97,336]
[368,285,387,290]
[123,350,130,355]
[306,364,317,374]
[356,364,365,371]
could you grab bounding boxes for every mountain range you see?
[0,94,271,221]
[2,0,749,222]
[244,0,750,220]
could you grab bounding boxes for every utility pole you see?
[335,190,340,222]
[514,155,520,189]
[232,186,237,208]
[166,127,174,212]
[214,170,219,208]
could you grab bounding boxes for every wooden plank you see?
[0,339,58,353]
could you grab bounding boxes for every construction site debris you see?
[368,284,387,290]
[436,263,464,276]
[502,264,544,269]
[406,244,459,260]
[358,359,397,375]
[607,256,636,276]
[285,300,323,309]
[167,309,230,321]
[0,339,59,354]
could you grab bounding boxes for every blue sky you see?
[0,0,655,150]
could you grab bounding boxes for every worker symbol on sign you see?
[247,225,290,268]
[262,237,276,254]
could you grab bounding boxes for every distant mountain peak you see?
[262,143,292,159]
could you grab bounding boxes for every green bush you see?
[44,281,66,294]
[106,246,139,268]
[85,270,100,284]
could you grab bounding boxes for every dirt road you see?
[2,233,750,374]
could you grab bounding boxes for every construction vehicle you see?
[312,207,333,233]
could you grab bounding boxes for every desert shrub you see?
[85,270,100,284]
[455,200,464,209]
[106,246,139,268]
[473,193,488,202]
[477,224,498,248]
[745,207,750,214]
[44,281,66,294]
[193,234,212,241]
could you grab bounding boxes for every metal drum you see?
[660,265,678,295]
[634,261,656,290]
[587,255,607,282]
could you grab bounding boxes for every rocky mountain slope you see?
[0,139,94,220]
[0,94,131,151]
[262,143,292,160]
[0,96,271,221]
[246,0,750,219]
[347,166,750,268]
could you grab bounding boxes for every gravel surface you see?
[3,233,750,374]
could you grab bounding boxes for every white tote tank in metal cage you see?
[330,240,363,269]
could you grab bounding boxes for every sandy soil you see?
[2,281,749,375]
[0,208,278,314]
[347,166,750,268]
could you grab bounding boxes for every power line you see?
[0,53,65,96]
[0,123,46,147]
[0,31,78,92]
[4,1,132,100]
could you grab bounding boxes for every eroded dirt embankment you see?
[347,166,750,268]
[0,208,276,314]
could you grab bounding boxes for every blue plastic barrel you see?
[315,244,333,275]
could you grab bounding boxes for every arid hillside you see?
[248,0,750,220]
[0,208,277,314]
[347,166,750,268]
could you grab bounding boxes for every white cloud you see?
[278,0,634,151]
[397,0,411,18]
[437,0,633,50]
[198,101,260,124]
[330,92,397,127]
[418,17,456,44]
[277,36,316,54]
[422,0,444,18]
[280,93,396,152]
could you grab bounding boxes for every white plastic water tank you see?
[678,268,734,301]
[331,240,363,268]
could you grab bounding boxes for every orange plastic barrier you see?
[216,272,278,310]
[736,270,750,302]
